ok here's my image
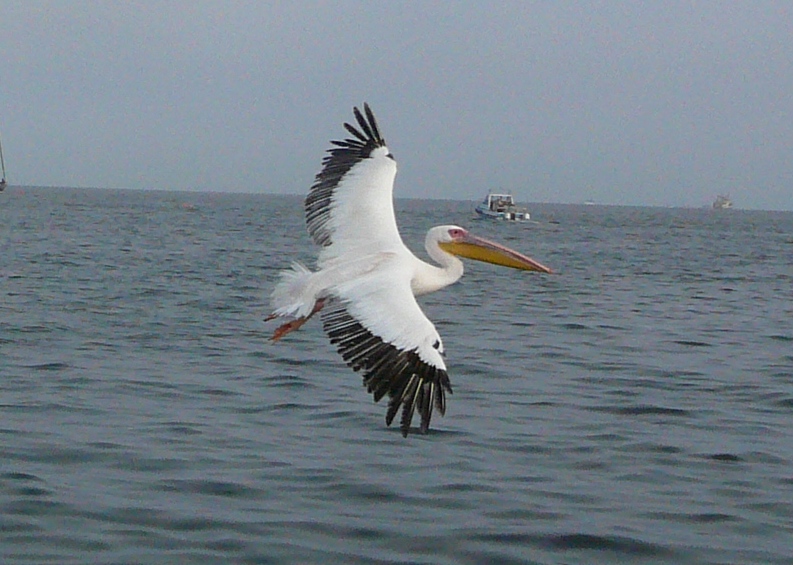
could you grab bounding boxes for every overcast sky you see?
[1,1,791,210]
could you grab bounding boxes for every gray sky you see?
[2,1,792,210]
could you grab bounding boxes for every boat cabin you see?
[483,193,516,212]
[475,192,531,221]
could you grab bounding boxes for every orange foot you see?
[267,298,326,342]
[270,317,310,342]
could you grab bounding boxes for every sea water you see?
[1,187,792,564]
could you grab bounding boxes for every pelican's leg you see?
[267,298,326,342]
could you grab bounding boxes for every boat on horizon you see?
[474,192,531,222]
[712,194,733,209]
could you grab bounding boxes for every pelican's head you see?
[432,225,552,273]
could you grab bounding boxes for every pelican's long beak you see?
[439,233,552,273]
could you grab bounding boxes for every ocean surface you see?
[1,187,792,564]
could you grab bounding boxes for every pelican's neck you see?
[411,235,464,296]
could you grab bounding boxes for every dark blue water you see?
[1,187,792,564]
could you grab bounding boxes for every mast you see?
[0,133,6,189]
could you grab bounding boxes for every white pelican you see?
[268,104,551,437]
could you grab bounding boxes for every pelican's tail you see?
[269,262,317,320]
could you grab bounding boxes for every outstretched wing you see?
[305,104,404,258]
[321,257,453,437]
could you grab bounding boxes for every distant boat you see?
[475,192,531,221]
[712,194,733,209]
[0,132,6,192]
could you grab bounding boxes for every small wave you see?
[270,402,313,411]
[157,479,260,499]
[775,397,793,409]
[263,374,316,389]
[330,481,401,504]
[11,486,53,497]
[673,339,712,347]
[471,531,673,557]
[587,404,691,417]
[647,511,738,523]
[0,402,101,416]
[769,334,793,342]
[629,442,684,454]
[430,482,501,494]
[161,421,203,435]
[24,446,102,465]
[705,452,743,463]
[543,533,672,556]
[1,472,45,482]
[23,362,70,371]
[306,409,360,422]
[197,387,239,397]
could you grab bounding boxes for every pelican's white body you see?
[271,147,467,370]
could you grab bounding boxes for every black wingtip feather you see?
[322,302,452,437]
[363,103,382,141]
[352,106,374,141]
[399,376,420,437]
[343,122,368,142]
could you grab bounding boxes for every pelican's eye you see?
[448,228,467,240]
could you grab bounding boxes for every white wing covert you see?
[305,104,403,260]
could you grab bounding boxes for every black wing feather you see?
[353,106,375,141]
[344,122,368,142]
[305,103,388,248]
[322,301,452,437]
[364,104,382,141]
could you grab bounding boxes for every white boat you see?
[475,193,531,221]
[0,132,6,192]
[712,194,732,209]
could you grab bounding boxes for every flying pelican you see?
[267,104,551,437]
